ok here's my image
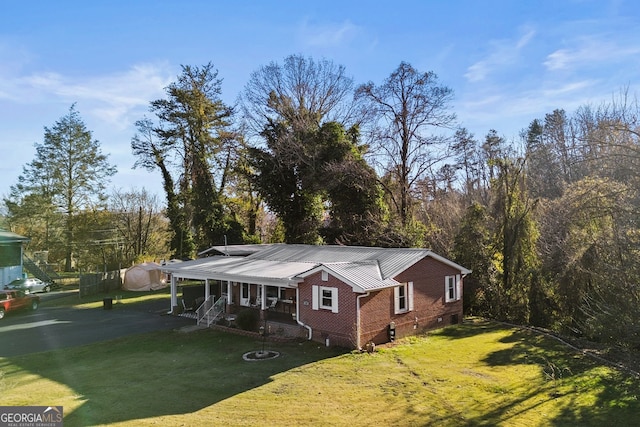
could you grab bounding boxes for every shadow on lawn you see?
[430,320,640,426]
[429,317,505,339]
[475,327,640,426]
[7,328,346,426]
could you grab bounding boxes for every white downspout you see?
[356,292,370,350]
[295,287,312,340]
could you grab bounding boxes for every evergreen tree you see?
[7,104,116,271]
[525,118,565,199]
[451,127,482,200]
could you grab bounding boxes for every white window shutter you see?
[408,282,414,311]
[444,277,450,303]
[456,274,462,301]
[394,286,400,314]
[331,288,339,313]
[312,285,319,310]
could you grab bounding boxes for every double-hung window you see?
[321,288,333,308]
[312,285,339,313]
[445,275,461,303]
[394,282,414,314]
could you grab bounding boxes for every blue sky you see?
[1,0,639,199]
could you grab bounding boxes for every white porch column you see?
[227,280,232,304]
[205,279,210,300]
[261,283,266,310]
[170,275,177,313]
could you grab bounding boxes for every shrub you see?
[236,309,260,331]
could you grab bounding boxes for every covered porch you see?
[225,281,298,324]
[161,256,310,328]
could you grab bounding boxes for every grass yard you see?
[1,299,638,426]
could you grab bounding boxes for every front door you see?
[240,283,250,306]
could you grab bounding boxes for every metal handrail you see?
[196,295,226,326]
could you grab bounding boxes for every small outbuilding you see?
[123,262,167,291]
[0,231,30,289]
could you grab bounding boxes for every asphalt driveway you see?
[0,292,194,357]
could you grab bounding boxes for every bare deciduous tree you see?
[356,62,456,227]
[240,54,362,137]
[110,188,170,265]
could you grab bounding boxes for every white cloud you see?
[515,28,536,49]
[544,49,574,71]
[464,27,536,83]
[464,61,490,84]
[544,37,640,71]
[458,77,615,140]
[1,63,174,129]
[297,19,360,48]
[541,80,597,97]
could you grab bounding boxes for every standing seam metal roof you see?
[246,244,433,280]
[163,244,470,291]
[164,256,315,285]
[320,262,400,292]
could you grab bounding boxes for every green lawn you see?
[0,298,638,426]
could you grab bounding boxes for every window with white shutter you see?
[445,275,461,302]
[394,282,413,314]
[312,285,338,313]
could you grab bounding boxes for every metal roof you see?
[163,244,471,291]
[247,244,443,279]
[197,244,274,257]
[163,255,314,287]
[0,231,29,244]
[311,262,400,292]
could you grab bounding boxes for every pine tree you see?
[8,104,116,271]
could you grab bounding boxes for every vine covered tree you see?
[250,120,385,244]
[242,54,385,244]
[453,202,493,315]
[490,157,540,324]
[132,63,241,258]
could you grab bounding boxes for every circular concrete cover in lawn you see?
[242,350,280,361]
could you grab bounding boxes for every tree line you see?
[4,55,639,349]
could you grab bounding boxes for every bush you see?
[236,309,260,331]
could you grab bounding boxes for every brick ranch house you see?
[162,244,471,349]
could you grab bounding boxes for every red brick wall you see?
[298,257,464,349]
[298,271,359,348]
[358,289,394,345]
[377,257,463,343]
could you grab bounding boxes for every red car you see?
[0,289,40,320]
